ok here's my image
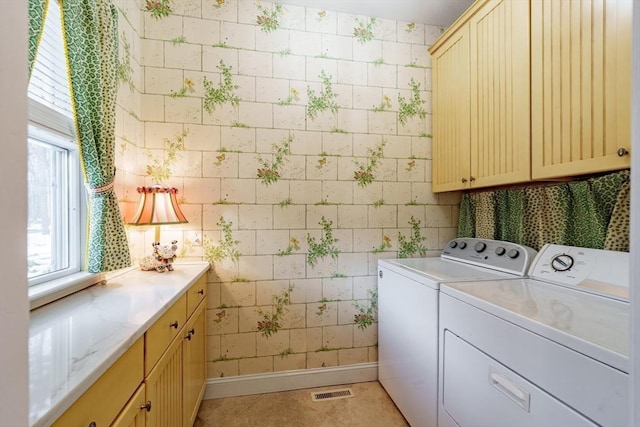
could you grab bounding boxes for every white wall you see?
[0,0,29,425]
[631,2,640,425]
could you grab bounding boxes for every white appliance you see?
[378,238,537,427]
[438,244,629,427]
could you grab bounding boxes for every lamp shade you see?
[128,185,188,225]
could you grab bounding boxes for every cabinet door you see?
[183,302,207,427]
[111,385,147,427]
[145,334,183,427]
[469,0,530,188]
[431,24,471,192]
[531,0,632,179]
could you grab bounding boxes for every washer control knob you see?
[551,254,574,272]
[449,241,458,248]
[495,247,506,256]
[379,270,383,279]
[507,249,520,259]
[458,241,467,249]
[474,242,487,253]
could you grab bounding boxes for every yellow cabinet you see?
[429,0,530,192]
[53,271,208,427]
[111,385,147,427]
[186,275,207,315]
[52,338,144,427]
[145,293,187,376]
[183,303,207,427]
[431,24,471,192]
[531,0,632,178]
[145,328,184,427]
[145,297,207,427]
[469,0,530,188]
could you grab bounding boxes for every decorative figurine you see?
[140,240,178,272]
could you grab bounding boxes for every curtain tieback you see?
[86,180,114,196]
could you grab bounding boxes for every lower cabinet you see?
[53,275,207,427]
[146,301,207,427]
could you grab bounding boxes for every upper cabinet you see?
[429,0,631,192]
[531,0,632,178]
[470,0,531,188]
[429,0,530,192]
[430,25,471,192]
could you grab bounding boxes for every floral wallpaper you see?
[113,0,459,379]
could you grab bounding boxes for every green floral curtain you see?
[61,0,131,272]
[457,170,630,252]
[28,0,47,76]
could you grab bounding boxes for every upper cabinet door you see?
[469,0,531,187]
[531,0,632,179]
[431,25,471,192]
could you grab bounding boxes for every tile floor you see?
[195,381,409,427]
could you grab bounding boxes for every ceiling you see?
[277,0,474,28]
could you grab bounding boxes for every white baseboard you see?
[203,362,378,400]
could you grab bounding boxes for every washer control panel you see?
[529,244,629,300]
[441,238,537,276]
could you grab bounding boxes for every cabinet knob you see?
[618,148,629,157]
[89,423,97,427]
[197,289,204,295]
[185,331,192,341]
[470,176,476,182]
[170,321,179,329]
[461,177,468,183]
[140,401,152,412]
[188,327,195,336]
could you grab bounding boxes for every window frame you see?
[27,110,83,286]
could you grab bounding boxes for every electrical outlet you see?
[187,231,202,246]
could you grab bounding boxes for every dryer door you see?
[441,330,597,427]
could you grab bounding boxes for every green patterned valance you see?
[458,170,630,252]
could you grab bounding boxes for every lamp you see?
[127,184,188,242]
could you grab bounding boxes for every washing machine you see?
[438,244,629,427]
[378,238,537,427]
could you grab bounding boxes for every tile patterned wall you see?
[113,0,460,379]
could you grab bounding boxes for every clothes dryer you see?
[438,245,629,427]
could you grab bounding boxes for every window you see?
[27,0,84,286]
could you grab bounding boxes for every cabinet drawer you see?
[53,337,144,427]
[186,275,206,317]
[145,294,186,375]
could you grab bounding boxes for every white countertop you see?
[28,262,210,427]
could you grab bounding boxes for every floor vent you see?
[311,388,354,402]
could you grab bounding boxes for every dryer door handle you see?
[488,369,531,412]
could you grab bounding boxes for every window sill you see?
[29,271,107,310]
